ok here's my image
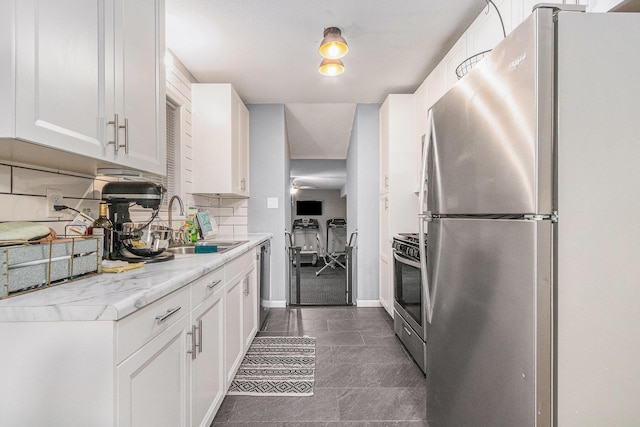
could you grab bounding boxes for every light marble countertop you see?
[0,233,271,322]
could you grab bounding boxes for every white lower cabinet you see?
[0,243,267,427]
[190,280,225,427]
[225,251,259,385]
[242,265,258,351]
[117,314,191,427]
[224,275,244,385]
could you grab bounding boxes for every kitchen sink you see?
[166,240,248,255]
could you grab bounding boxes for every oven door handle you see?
[392,250,421,269]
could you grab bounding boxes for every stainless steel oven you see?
[393,233,426,373]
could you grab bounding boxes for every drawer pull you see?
[207,279,222,289]
[187,324,197,360]
[155,306,181,322]
[197,319,203,353]
[403,326,412,336]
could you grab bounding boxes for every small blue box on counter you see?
[194,243,218,254]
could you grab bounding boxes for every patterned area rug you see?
[227,336,316,396]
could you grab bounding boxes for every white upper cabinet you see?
[1,0,165,176]
[466,0,512,60]
[111,0,166,175]
[192,83,250,198]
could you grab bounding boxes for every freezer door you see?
[428,8,554,215]
[426,218,552,426]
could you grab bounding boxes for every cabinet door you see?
[191,286,225,427]
[466,0,512,60]
[242,266,258,350]
[112,0,166,175]
[118,314,190,427]
[379,99,390,194]
[234,98,250,196]
[225,275,244,385]
[379,194,392,316]
[14,0,107,158]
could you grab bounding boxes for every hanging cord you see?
[485,0,506,38]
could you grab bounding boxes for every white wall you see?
[247,104,288,305]
[346,104,381,303]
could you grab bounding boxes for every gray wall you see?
[247,104,289,304]
[346,104,380,302]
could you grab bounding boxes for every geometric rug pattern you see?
[227,336,316,396]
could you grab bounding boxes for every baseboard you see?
[356,300,382,307]
[262,300,287,308]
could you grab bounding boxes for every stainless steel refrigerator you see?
[419,6,640,426]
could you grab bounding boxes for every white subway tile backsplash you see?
[212,207,234,217]
[217,225,235,236]
[234,225,248,235]
[217,216,247,226]
[234,206,248,216]
[0,165,10,193]
[220,198,248,208]
[0,193,52,223]
[13,167,95,198]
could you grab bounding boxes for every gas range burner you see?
[395,233,426,246]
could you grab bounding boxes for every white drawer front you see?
[191,267,224,306]
[117,285,191,363]
[225,251,254,283]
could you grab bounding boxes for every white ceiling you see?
[165,0,487,188]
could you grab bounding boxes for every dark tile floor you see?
[212,306,427,426]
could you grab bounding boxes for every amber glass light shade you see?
[319,27,348,59]
[319,58,345,76]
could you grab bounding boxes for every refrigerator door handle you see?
[419,217,433,324]
[418,109,434,217]
[419,108,435,324]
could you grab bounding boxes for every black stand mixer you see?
[101,181,175,263]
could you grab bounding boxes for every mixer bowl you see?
[121,223,172,257]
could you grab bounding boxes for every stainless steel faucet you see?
[167,195,185,230]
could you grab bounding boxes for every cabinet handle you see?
[155,306,181,322]
[243,278,249,296]
[385,197,389,210]
[187,324,197,360]
[119,118,129,154]
[385,175,389,189]
[403,326,412,336]
[207,279,222,289]
[197,319,203,354]
[107,114,120,153]
[240,178,246,191]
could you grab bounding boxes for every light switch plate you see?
[267,197,278,209]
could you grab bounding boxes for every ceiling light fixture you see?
[319,58,345,77]
[319,27,348,59]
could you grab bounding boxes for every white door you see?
[112,0,166,175]
[118,314,190,427]
[15,0,107,158]
[225,275,244,385]
[191,287,225,427]
[242,267,258,350]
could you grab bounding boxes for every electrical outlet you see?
[46,189,63,218]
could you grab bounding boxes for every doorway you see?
[286,189,355,306]
[287,228,356,306]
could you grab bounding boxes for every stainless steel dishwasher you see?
[257,240,270,328]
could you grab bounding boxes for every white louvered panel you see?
[162,100,178,207]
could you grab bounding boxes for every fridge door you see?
[426,217,552,426]
[428,8,554,216]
